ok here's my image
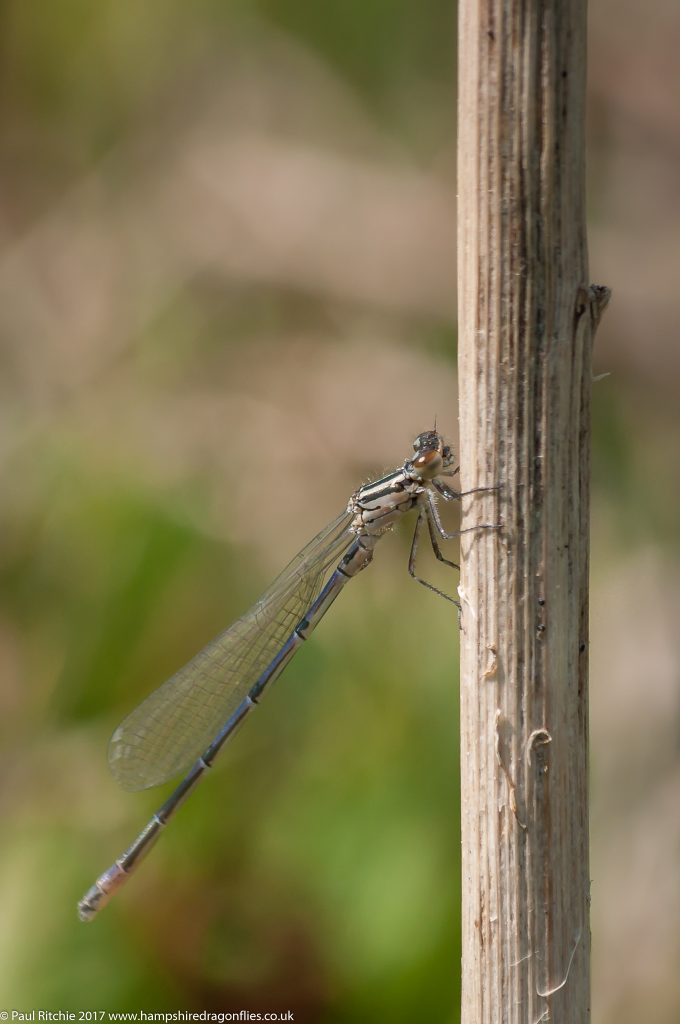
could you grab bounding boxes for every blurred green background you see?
[0,2,678,1021]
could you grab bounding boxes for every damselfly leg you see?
[407,481,500,606]
[408,507,459,605]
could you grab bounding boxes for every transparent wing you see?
[109,510,354,790]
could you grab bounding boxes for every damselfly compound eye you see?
[413,430,439,453]
[413,450,443,477]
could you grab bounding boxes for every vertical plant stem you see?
[456,1,610,1021]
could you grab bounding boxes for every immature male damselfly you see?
[78,429,495,921]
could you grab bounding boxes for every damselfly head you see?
[410,430,455,479]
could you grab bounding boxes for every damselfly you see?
[78,429,495,921]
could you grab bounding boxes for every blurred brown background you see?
[0,2,678,1021]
